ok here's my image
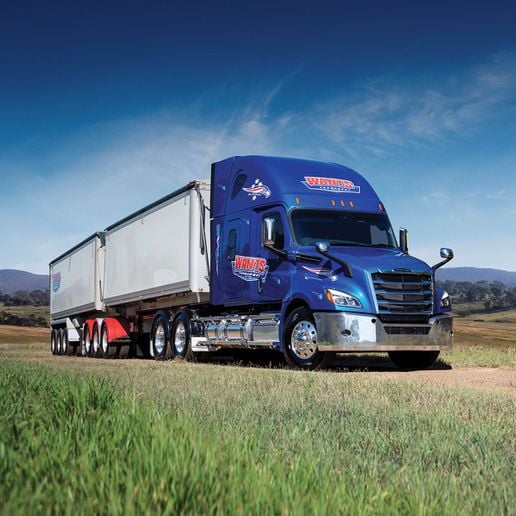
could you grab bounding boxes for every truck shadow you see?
[197,351,453,372]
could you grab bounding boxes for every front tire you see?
[283,307,332,370]
[388,350,440,370]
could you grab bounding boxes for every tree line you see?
[0,289,50,306]
[436,280,516,310]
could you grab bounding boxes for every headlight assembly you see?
[325,288,362,308]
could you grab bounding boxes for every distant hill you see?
[1,266,515,294]
[0,269,49,294]
[436,267,516,287]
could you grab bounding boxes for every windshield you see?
[291,209,398,248]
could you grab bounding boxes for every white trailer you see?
[49,180,211,358]
[102,181,210,306]
[50,233,104,319]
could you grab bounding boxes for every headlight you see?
[325,288,362,308]
[440,291,451,309]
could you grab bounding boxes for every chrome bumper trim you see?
[314,312,453,352]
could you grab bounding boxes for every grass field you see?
[1,360,514,515]
[0,309,514,514]
[0,304,49,319]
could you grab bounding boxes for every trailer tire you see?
[171,312,194,361]
[100,324,117,359]
[50,329,58,355]
[92,323,101,358]
[283,307,332,370]
[388,350,440,370]
[83,325,93,357]
[60,328,69,356]
[151,311,172,360]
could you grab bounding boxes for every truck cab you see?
[210,156,453,369]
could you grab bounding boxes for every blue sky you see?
[1,0,515,274]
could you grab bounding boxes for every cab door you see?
[223,217,252,303]
[252,209,291,303]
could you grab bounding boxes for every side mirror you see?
[440,248,454,260]
[263,217,276,247]
[399,228,408,254]
[433,247,454,271]
[315,241,330,254]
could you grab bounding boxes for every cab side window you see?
[227,229,237,260]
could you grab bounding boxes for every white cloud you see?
[1,53,515,273]
[311,53,516,157]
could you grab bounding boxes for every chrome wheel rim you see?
[51,332,56,353]
[93,331,99,354]
[174,322,186,355]
[85,332,91,354]
[291,320,318,360]
[154,323,166,355]
[101,331,108,353]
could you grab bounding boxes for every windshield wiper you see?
[371,244,395,248]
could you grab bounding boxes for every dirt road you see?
[365,366,515,395]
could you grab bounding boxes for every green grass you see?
[0,305,49,318]
[0,361,514,514]
[442,345,516,367]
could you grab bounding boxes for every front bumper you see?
[314,312,453,352]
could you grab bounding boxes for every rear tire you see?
[50,329,58,355]
[56,328,64,355]
[100,324,118,359]
[171,312,194,360]
[151,311,172,360]
[83,324,93,357]
[92,324,101,358]
[388,350,440,370]
[283,307,332,370]
[62,329,73,356]
[61,328,69,356]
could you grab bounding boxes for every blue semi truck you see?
[49,156,454,370]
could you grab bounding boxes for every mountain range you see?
[1,266,515,294]
[0,269,49,294]
[435,267,516,287]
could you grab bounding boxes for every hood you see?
[298,245,432,275]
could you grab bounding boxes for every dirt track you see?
[365,367,515,395]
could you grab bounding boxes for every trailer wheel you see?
[100,324,118,359]
[151,311,172,360]
[50,329,58,355]
[283,307,332,370]
[92,323,101,358]
[55,329,61,355]
[388,351,440,370]
[59,328,70,356]
[171,312,194,360]
[83,325,93,357]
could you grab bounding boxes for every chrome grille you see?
[372,271,433,316]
